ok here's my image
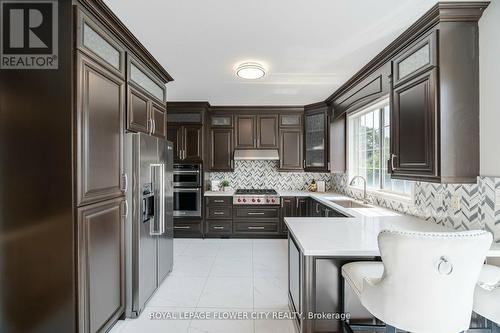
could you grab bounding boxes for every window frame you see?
[347,97,414,201]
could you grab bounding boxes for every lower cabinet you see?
[281,197,310,234]
[173,219,203,237]
[77,197,125,333]
[233,206,280,236]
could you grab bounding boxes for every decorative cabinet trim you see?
[76,9,125,78]
[393,30,438,87]
[127,55,166,104]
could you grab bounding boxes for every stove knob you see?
[243,198,246,202]
[257,198,261,203]
[271,198,275,203]
[237,198,241,202]
[266,199,270,203]
[252,199,255,202]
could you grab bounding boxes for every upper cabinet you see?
[388,5,485,183]
[279,113,304,171]
[327,2,487,183]
[235,115,257,148]
[234,114,278,149]
[304,103,329,172]
[166,102,208,163]
[209,113,234,171]
[126,57,167,138]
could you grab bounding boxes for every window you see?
[348,99,413,196]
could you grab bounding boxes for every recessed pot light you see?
[236,62,266,80]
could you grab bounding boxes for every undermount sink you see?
[329,199,371,209]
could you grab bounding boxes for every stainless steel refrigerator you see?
[124,133,174,318]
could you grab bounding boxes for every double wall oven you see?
[173,163,202,217]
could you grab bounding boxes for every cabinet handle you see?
[248,226,265,230]
[122,200,129,218]
[248,212,265,215]
[213,212,225,215]
[391,154,397,171]
[296,199,299,208]
[213,200,224,203]
[303,160,306,169]
[152,119,156,134]
[174,226,190,229]
[121,173,128,192]
[213,226,225,230]
[231,159,234,169]
[316,203,320,214]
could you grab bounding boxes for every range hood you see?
[233,149,280,161]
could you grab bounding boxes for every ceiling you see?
[104,0,460,106]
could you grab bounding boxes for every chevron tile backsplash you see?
[209,160,332,191]
[331,173,500,243]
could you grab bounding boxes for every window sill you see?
[348,186,415,205]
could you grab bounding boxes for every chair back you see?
[361,229,492,333]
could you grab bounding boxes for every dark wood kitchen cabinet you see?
[167,124,202,162]
[391,69,437,180]
[205,196,233,237]
[235,114,278,149]
[235,115,257,148]
[388,16,483,183]
[77,198,125,333]
[209,128,234,171]
[304,103,329,172]
[279,128,303,170]
[280,197,295,234]
[76,53,125,206]
[257,115,279,148]
[126,57,167,138]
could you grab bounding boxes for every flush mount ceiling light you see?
[236,62,266,80]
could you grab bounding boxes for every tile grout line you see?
[187,239,219,333]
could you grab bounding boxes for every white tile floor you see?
[110,238,296,333]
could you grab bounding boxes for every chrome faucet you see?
[349,175,368,204]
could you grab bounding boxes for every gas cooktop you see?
[233,189,280,205]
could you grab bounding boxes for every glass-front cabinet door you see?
[304,108,328,171]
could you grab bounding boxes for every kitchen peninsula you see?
[285,195,500,333]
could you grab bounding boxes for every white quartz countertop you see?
[204,190,235,196]
[285,195,500,257]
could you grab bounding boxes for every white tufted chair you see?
[474,264,500,332]
[342,229,493,333]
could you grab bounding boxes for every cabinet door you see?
[210,128,233,171]
[296,198,308,217]
[167,124,183,161]
[183,125,203,162]
[257,115,278,148]
[281,197,296,233]
[78,198,125,333]
[280,128,303,170]
[77,53,125,206]
[391,69,437,180]
[151,103,166,138]
[127,86,150,134]
[304,110,329,171]
[235,115,256,148]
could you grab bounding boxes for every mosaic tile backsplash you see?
[209,160,332,191]
[331,173,500,243]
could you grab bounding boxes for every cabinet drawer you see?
[206,196,232,206]
[174,221,201,233]
[206,221,232,234]
[206,206,232,219]
[234,207,279,219]
[234,222,278,233]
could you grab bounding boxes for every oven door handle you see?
[173,170,200,174]
[174,188,202,192]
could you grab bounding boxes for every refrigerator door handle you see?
[150,164,163,236]
[160,163,165,235]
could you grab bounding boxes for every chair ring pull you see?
[437,256,453,275]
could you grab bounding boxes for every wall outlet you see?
[451,195,461,210]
